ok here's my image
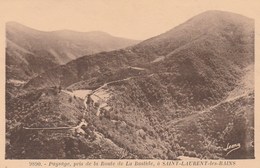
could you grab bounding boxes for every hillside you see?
[24,10,254,91]
[6,22,140,81]
[6,10,254,159]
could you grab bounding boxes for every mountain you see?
[6,22,140,81]
[6,11,254,159]
[25,11,254,97]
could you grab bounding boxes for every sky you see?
[0,0,259,40]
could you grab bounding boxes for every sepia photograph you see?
[2,0,259,165]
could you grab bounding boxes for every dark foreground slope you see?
[6,11,254,159]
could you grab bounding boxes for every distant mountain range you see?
[6,22,140,80]
[6,11,254,159]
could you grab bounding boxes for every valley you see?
[5,10,254,160]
